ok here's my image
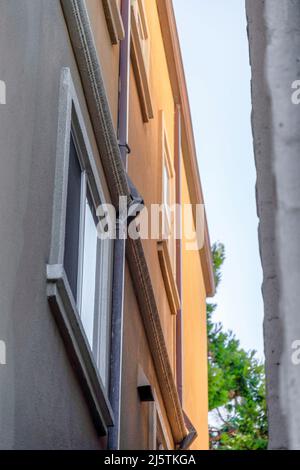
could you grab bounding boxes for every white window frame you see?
[47,68,114,436]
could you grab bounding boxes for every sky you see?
[173,0,264,358]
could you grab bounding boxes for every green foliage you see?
[208,243,268,450]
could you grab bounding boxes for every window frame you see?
[131,0,154,122]
[138,366,172,450]
[47,67,114,436]
[71,130,113,391]
[157,111,180,316]
[134,0,150,73]
[148,395,172,450]
[162,143,173,240]
[159,112,175,250]
[102,0,125,45]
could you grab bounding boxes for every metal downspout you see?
[175,104,183,404]
[175,106,198,451]
[108,0,131,450]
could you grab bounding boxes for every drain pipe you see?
[117,0,131,171]
[175,104,183,404]
[174,106,199,451]
[108,0,131,450]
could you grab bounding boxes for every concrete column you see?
[246,0,289,449]
[265,0,300,450]
[247,0,300,449]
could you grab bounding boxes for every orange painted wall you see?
[181,157,209,450]
[128,0,177,373]
[128,1,210,449]
[86,0,210,449]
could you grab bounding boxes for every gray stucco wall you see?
[246,0,300,450]
[0,0,105,449]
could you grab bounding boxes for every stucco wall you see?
[86,0,120,130]
[0,0,107,449]
[120,266,174,450]
[124,0,210,449]
[127,0,177,373]
[181,156,209,450]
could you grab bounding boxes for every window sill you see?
[157,241,180,316]
[47,264,114,436]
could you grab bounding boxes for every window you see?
[65,134,112,389]
[162,151,172,240]
[156,413,168,450]
[148,399,171,450]
[157,111,180,316]
[138,367,171,450]
[160,112,175,256]
[103,0,125,45]
[47,68,114,435]
[131,0,153,122]
[80,186,98,348]
[64,135,82,301]
[132,0,150,75]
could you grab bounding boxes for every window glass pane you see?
[64,135,82,301]
[96,238,113,389]
[80,189,98,349]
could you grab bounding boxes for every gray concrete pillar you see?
[264,0,300,450]
[246,0,289,449]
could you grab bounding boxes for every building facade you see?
[0,0,214,450]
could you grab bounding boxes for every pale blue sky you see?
[173,0,264,357]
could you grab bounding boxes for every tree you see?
[208,243,268,450]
